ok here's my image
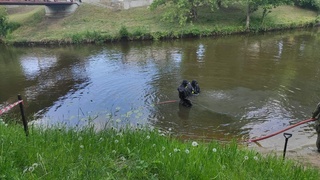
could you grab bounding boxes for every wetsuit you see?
[312,102,320,152]
[177,80,192,107]
[191,80,200,95]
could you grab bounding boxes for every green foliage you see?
[0,12,20,38]
[84,31,105,43]
[119,25,129,39]
[295,0,320,10]
[0,6,7,17]
[68,31,107,44]
[71,33,83,44]
[0,122,319,179]
[150,0,223,26]
[130,26,151,40]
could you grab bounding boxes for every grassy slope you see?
[2,3,319,43]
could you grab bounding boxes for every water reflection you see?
[1,29,320,150]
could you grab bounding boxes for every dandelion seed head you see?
[244,156,249,160]
[254,156,258,160]
[192,141,198,147]
[78,137,83,141]
[146,135,150,139]
[152,144,156,147]
[168,128,172,131]
[212,148,217,152]
[185,149,190,154]
[80,145,84,149]
[115,139,119,143]
[174,148,180,152]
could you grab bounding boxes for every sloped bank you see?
[2,4,319,45]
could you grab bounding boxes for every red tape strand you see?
[0,100,23,116]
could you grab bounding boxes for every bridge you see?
[0,0,81,17]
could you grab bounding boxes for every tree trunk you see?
[246,4,250,31]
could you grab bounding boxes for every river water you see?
[1,28,320,150]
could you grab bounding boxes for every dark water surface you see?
[2,29,320,149]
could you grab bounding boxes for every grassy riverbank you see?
[0,120,319,179]
[1,3,319,44]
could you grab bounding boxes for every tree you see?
[0,14,8,37]
[242,0,292,30]
[150,0,230,25]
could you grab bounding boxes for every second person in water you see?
[177,80,200,107]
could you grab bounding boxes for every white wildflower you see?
[146,135,150,139]
[115,139,119,143]
[174,148,180,152]
[185,149,190,154]
[254,156,259,161]
[244,156,249,160]
[212,148,217,152]
[192,141,198,147]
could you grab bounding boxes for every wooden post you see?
[18,94,28,136]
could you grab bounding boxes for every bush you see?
[0,14,20,38]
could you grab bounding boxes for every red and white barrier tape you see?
[0,100,23,116]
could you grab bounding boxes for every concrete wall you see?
[122,0,153,9]
[45,4,80,17]
[85,0,153,9]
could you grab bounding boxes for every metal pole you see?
[18,94,28,137]
[283,133,292,160]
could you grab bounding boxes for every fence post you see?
[18,94,28,137]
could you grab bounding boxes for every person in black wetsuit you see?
[191,80,200,95]
[312,102,320,152]
[177,80,193,107]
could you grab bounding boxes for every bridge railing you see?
[0,0,78,3]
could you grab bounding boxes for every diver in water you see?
[312,102,320,152]
[191,80,200,95]
[177,80,193,107]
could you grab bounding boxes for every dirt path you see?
[252,144,320,168]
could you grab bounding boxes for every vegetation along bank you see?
[0,0,319,45]
[0,119,320,179]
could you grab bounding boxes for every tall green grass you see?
[0,118,319,179]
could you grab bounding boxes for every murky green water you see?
[1,28,320,149]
